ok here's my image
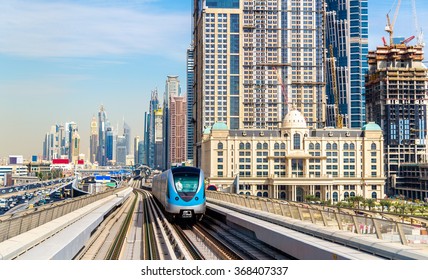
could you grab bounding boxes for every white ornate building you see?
[201,110,385,203]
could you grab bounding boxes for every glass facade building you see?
[325,0,368,128]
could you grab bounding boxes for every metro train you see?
[151,166,206,222]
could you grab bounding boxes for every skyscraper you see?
[163,75,181,169]
[170,95,187,166]
[97,105,108,166]
[192,0,325,167]
[123,120,131,157]
[366,43,428,195]
[134,136,140,165]
[116,135,127,166]
[325,0,368,128]
[147,89,160,169]
[186,46,195,162]
[154,108,163,170]
[70,129,80,164]
[105,126,115,164]
[89,116,98,164]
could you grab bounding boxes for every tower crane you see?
[329,44,342,129]
[273,66,288,113]
[385,0,402,46]
[411,0,425,47]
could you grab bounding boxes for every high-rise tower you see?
[325,0,368,128]
[366,44,428,195]
[90,116,98,164]
[97,105,108,166]
[192,0,325,167]
[186,46,195,162]
[163,75,181,169]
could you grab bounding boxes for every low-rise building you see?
[201,110,386,203]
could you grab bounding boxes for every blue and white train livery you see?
[152,166,206,221]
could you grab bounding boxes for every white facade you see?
[201,110,385,203]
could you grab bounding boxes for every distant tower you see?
[147,89,160,169]
[90,116,98,163]
[170,95,187,166]
[186,46,195,162]
[154,108,163,170]
[163,75,181,169]
[134,136,140,165]
[116,135,127,166]
[70,129,81,164]
[123,120,131,156]
[97,105,108,165]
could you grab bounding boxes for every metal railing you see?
[0,187,123,243]
[206,191,428,247]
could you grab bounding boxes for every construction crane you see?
[385,0,402,46]
[329,44,342,129]
[401,35,415,45]
[273,66,288,114]
[411,0,425,47]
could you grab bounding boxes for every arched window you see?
[309,143,314,150]
[293,133,301,149]
[263,143,268,149]
[245,192,251,196]
[350,192,355,197]
[257,143,262,150]
[315,192,321,199]
[343,143,349,150]
[315,143,320,150]
[239,142,245,149]
[332,143,338,150]
[280,192,286,200]
[274,143,280,150]
[281,143,286,149]
[257,192,262,197]
[246,143,251,150]
[371,143,377,150]
[326,143,332,150]
[218,142,223,150]
[371,192,377,199]
[344,192,349,199]
[350,143,355,150]
[239,192,244,195]
[333,192,338,202]
[263,192,268,197]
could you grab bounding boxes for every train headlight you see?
[195,197,199,201]
[175,197,179,201]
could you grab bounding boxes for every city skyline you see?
[1,0,428,159]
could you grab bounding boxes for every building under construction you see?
[365,43,428,196]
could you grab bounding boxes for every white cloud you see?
[0,1,190,60]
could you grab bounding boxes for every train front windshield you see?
[173,172,199,201]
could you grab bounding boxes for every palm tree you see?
[354,196,365,209]
[365,199,376,211]
[408,204,418,216]
[418,206,428,217]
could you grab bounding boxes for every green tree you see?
[365,199,376,211]
[408,204,418,216]
[353,196,365,209]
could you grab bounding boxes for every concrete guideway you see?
[0,187,133,260]
[207,200,428,260]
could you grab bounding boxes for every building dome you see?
[212,122,229,130]
[362,122,381,131]
[203,126,212,135]
[282,109,307,129]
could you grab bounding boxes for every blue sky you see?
[0,0,427,160]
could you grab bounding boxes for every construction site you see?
[365,0,428,195]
